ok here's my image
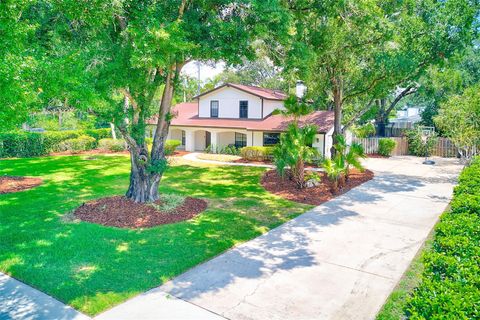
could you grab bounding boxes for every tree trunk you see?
[294,158,305,189]
[375,99,387,137]
[110,122,117,140]
[331,75,343,158]
[124,66,179,203]
[126,148,161,202]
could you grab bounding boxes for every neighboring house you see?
[390,107,423,129]
[147,83,338,158]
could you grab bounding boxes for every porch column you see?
[184,130,195,152]
[247,131,254,147]
[210,131,218,153]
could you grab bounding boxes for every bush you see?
[240,146,274,161]
[378,138,396,157]
[165,140,181,156]
[83,128,111,142]
[406,129,438,157]
[57,135,96,153]
[98,138,127,152]
[0,129,112,158]
[0,132,47,158]
[43,130,83,152]
[406,157,480,319]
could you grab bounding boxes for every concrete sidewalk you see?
[98,156,461,320]
[0,273,89,320]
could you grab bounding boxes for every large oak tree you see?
[23,0,288,202]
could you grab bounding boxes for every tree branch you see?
[385,85,417,116]
[343,98,375,131]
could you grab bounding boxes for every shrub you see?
[406,129,438,157]
[240,146,274,161]
[43,130,83,152]
[0,129,111,158]
[165,140,181,156]
[405,157,480,319]
[378,138,396,157]
[83,128,111,142]
[98,138,127,152]
[0,132,47,158]
[57,135,96,153]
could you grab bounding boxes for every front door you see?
[205,131,211,148]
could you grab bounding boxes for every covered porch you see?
[168,126,251,152]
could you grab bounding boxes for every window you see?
[181,131,185,146]
[263,132,281,146]
[239,101,248,118]
[235,132,247,148]
[210,100,219,118]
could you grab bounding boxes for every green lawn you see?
[0,155,311,315]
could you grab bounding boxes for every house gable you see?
[198,86,264,119]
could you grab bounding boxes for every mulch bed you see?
[73,196,207,228]
[261,169,374,205]
[0,176,43,194]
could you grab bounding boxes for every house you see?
[147,83,337,158]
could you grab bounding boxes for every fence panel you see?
[352,136,457,158]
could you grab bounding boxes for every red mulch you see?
[73,196,207,228]
[261,169,374,205]
[0,176,43,194]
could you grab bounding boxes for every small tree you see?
[273,96,318,188]
[435,85,480,161]
[333,134,365,180]
[322,155,345,194]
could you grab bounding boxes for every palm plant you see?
[273,95,318,189]
[333,134,365,180]
[322,155,345,193]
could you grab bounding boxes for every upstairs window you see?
[263,132,281,146]
[210,100,219,118]
[239,101,248,118]
[235,132,247,148]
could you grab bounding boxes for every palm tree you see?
[273,95,318,188]
[333,134,365,180]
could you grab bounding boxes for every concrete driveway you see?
[97,156,462,320]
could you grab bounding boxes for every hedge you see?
[0,128,111,158]
[240,146,274,161]
[406,157,480,319]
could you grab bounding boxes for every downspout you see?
[261,99,264,118]
[323,133,326,158]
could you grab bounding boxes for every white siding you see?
[313,134,325,157]
[263,100,285,117]
[195,130,207,151]
[198,86,263,119]
[217,132,235,148]
[252,131,264,146]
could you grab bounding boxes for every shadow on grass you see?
[0,155,309,315]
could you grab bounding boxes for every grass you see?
[376,228,435,320]
[196,153,242,162]
[0,154,311,315]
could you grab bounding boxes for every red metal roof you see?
[147,102,334,133]
[194,83,287,101]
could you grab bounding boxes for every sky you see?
[182,61,225,82]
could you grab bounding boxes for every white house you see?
[147,83,337,158]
